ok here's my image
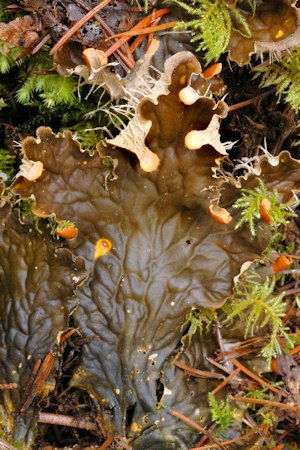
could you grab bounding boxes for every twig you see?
[231,358,284,396]
[173,360,225,380]
[105,21,177,40]
[130,16,161,53]
[20,351,55,412]
[290,344,300,355]
[169,409,226,449]
[105,8,170,58]
[38,412,98,431]
[210,368,240,395]
[50,0,113,55]
[281,287,300,297]
[0,439,18,450]
[99,435,114,449]
[58,327,80,344]
[216,321,233,373]
[232,396,299,413]
[282,254,300,261]
[0,383,18,389]
[228,89,276,112]
[189,428,259,450]
[206,357,231,375]
[194,424,218,448]
[31,34,51,55]
[73,0,134,71]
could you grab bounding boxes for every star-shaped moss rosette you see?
[10,51,300,447]
[228,0,300,66]
[0,204,88,445]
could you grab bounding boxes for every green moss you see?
[254,47,300,113]
[225,275,293,366]
[167,0,255,63]
[233,179,296,236]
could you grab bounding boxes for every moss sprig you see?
[0,40,22,73]
[225,275,293,366]
[208,393,236,431]
[167,0,255,63]
[0,148,15,179]
[233,179,296,236]
[253,47,300,113]
[181,308,218,342]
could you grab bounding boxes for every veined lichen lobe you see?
[0,205,88,443]
[1,50,300,448]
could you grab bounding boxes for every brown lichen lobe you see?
[7,50,300,448]
[0,203,88,443]
[228,0,300,65]
[107,50,230,170]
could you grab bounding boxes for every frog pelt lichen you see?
[8,53,300,448]
[0,204,88,444]
[9,47,300,447]
[9,123,300,447]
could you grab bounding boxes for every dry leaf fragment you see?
[0,15,38,48]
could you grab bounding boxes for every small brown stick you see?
[210,368,240,395]
[231,358,283,396]
[228,98,259,112]
[99,435,114,449]
[20,351,55,412]
[189,428,259,450]
[206,357,231,375]
[283,302,294,325]
[0,383,18,389]
[216,321,233,373]
[31,34,51,55]
[228,89,276,112]
[21,359,42,401]
[282,254,300,261]
[232,396,299,413]
[58,327,80,344]
[173,360,225,380]
[38,412,98,431]
[275,281,296,293]
[217,346,259,360]
[105,21,178,41]
[0,438,18,450]
[73,0,134,70]
[50,0,113,55]
[281,287,300,297]
[194,423,218,448]
[130,16,161,53]
[290,344,300,355]
[169,409,226,449]
[105,8,170,58]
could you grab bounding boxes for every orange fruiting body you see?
[209,204,232,224]
[270,358,279,374]
[272,255,292,273]
[94,238,112,259]
[201,63,222,80]
[260,198,273,224]
[57,225,79,240]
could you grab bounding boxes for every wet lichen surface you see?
[0,49,299,448]
[1,1,300,449]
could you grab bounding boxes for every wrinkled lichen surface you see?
[1,50,300,449]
